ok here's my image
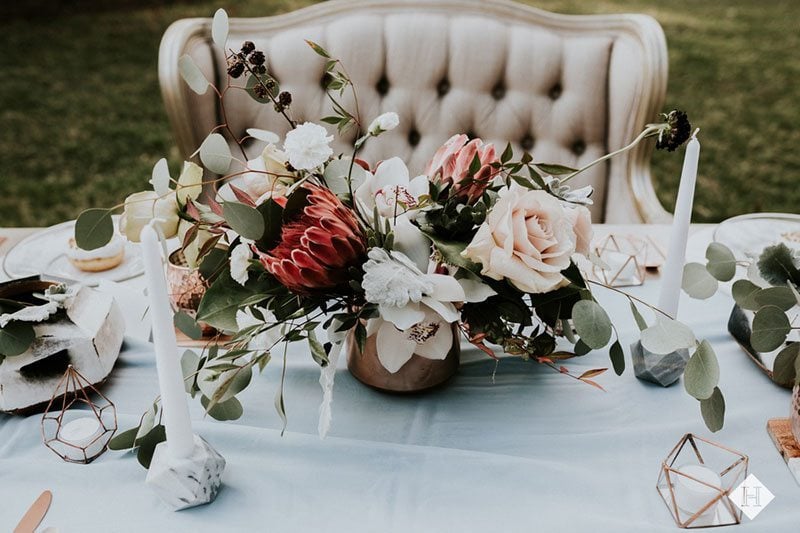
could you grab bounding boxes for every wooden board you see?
[766,418,800,486]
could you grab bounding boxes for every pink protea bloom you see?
[257,184,366,294]
[425,134,499,203]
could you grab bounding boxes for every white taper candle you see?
[140,223,195,459]
[658,133,700,318]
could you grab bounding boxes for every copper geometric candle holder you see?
[657,434,748,528]
[41,365,117,464]
[592,234,648,287]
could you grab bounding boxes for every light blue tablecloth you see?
[1,271,799,531]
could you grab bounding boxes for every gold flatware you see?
[13,490,52,533]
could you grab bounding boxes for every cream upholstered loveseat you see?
[159,0,671,223]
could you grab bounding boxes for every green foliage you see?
[174,311,202,340]
[0,321,36,356]
[74,208,114,250]
[640,315,695,355]
[609,340,625,376]
[201,395,243,421]
[199,133,231,175]
[684,340,719,400]
[571,300,612,350]
[700,387,725,433]
[750,305,791,352]
[757,244,800,286]
[773,342,799,387]
[682,262,718,299]
[197,269,254,331]
[705,242,737,282]
[731,279,761,310]
[223,201,265,240]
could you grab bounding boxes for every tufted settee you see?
[159,0,671,222]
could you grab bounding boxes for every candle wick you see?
[691,128,700,140]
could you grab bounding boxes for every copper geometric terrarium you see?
[41,364,117,464]
[592,234,649,287]
[657,433,748,528]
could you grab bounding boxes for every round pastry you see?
[67,235,125,272]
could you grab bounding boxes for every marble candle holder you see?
[145,434,225,511]
[631,340,690,387]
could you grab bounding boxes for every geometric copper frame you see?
[41,365,117,464]
[592,234,649,287]
[657,433,748,528]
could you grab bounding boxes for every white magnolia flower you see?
[355,157,428,219]
[368,112,399,136]
[235,306,283,352]
[368,306,454,374]
[176,161,203,204]
[283,122,333,170]
[230,242,253,286]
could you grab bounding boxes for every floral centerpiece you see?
[73,10,725,466]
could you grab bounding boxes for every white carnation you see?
[368,112,399,136]
[283,122,333,170]
[362,248,432,307]
[230,242,253,286]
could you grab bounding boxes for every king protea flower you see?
[257,184,367,294]
[425,134,499,203]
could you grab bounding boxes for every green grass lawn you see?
[1,0,797,226]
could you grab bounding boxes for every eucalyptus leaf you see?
[789,281,800,306]
[684,340,719,400]
[134,403,158,442]
[201,395,243,421]
[308,330,328,367]
[571,300,612,349]
[274,387,287,434]
[197,269,253,331]
[773,342,799,386]
[199,133,231,175]
[180,349,201,393]
[731,279,761,310]
[74,208,114,250]
[705,242,737,282]
[199,362,252,406]
[640,315,695,355]
[322,158,367,198]
[629,300,648,331]
[150,158,171,196]
[423,231,481,274]
[178,54,210,95]
[682,262,718,299]
[0,321,36,357]
[223,202,265,240]
[246,128,280,144]
[753,286,797,311]
[174,311,203,340]
[750,305,791,352]
[136,424,167,469]
[211,8,229,48]
[757,243,800,286]
[700,387,725,432]
[108,427,138,451]
[198,247,227,280]
[609,340,625,376]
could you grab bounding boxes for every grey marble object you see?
[146,434,226,511]
[630,340,690,387]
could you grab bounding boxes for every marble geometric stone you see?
[630,340,690,387]
[0,280,124,413]
[146,435,226,511]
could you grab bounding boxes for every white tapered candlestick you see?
[658,132,700,318]
[140,223,194,460]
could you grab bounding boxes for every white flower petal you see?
[414,321,453,360]
[393,216,431,271]
[458,277,497,303]
[420,297,460,323]
[427,274,466,302]
[380,301,425,330]
[376,322,417,373]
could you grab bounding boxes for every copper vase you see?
[346,325,460,393]
[166,249,215,336]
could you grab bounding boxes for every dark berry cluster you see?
[656,110,692,152]
[273,91,292,113]
[227,40,267,79]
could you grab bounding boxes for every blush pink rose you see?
[462,184,589,293]
[425,134,499,203]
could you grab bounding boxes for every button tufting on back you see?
[491,81,506,100]
[548,83,562,100]
[408,129,421,146]
[376,75,390,96]
[466,130,477,140]
[436,78,450,97]
[520,134,535,151]
[571,140,586,155]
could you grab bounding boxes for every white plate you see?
[713,212,800,260]
[3,218,143,285]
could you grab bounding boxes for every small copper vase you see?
[346,325,460,393]
[791,384,800,444]
[166,249,215,336]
